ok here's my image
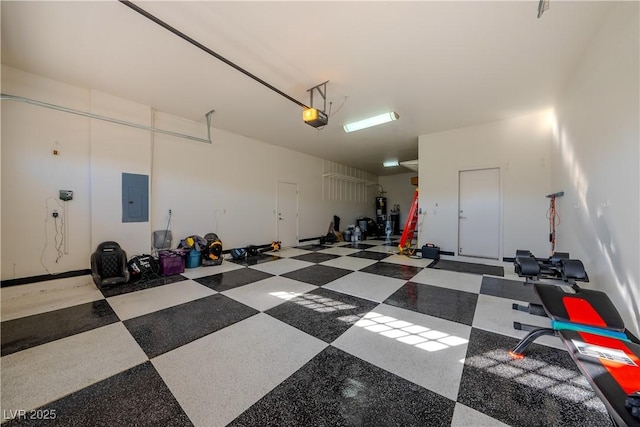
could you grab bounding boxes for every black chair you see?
[91,241,129,287]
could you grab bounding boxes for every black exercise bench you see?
[509,281,640,426]
[560,329,640,427]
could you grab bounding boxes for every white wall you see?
[1,67,92,278]
[150,115,379,251]
[1,65,378,280]
[418,111,553,258]
[90,91,152,256]
[551,3,639,335]
[378,172,417,231]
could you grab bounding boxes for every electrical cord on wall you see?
[54,213,65,262]
[40,202,52,274]
[547,196,561,254]
[41,196,66,274]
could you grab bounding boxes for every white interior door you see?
[458,168,500,259]
[277,181,298,247]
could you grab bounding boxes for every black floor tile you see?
[228,346,456,427]
[2,362,193,427]
[430,259,504,277]
[383,282,479,326]
[265,288,378,343]
[230,253,280,266]
[480,276,542,304]
[194,268,273,292]
[1,300,118,356]
[124,294,258,358]
[100,274,188,298]
[359,262,421,280]
[296,244,333,251]
[348,251,392,261]
[457,328,611,427]
[340,242,376,249]
[291,252,340,264]
[281,264,352,286]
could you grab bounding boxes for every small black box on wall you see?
[422,244,440,260]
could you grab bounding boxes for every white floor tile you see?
[323,271,406,303]
[333,303,471,400]
[363,239,391,245]
[248,258,314,275]
[451,403,510,426]
[1,276,103,321]
[319,256,377,271]
[410,268,482,293]
[317,246,364,256]
[179,261,244,279]
[329,241,351,247]
[0,323,147,415]
[365,245,399,254]
[107,280,216,320]
[382,254,433,268]
[222,276,318,311]
[472,293,565,350]
[152,313,327,427]
[267,247,312,258]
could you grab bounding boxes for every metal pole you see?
[1,93,212,144]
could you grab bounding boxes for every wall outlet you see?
[59,190,73,201]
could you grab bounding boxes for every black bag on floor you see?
[231,248,247,260]
[128,254,160,282]
[421,244,440,260]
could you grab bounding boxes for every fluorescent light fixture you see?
[344,112,399,133]
[383,160,399,167]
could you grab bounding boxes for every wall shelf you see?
[322,173,376,185]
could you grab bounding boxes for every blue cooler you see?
[185,250,201,268]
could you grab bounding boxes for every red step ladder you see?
[398,188,419,254]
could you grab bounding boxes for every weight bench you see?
[561,330,640,427]
[509,281,640,426]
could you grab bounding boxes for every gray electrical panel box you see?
[122,173,149,223]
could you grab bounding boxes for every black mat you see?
[429,259,504,277]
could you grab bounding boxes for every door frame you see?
[457,166,503,260]
[276,181,299,247]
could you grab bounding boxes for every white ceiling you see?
[1,1,613,176]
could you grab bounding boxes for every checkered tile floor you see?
[1,239,612,426]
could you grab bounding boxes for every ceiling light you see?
[344,112,399,133]
[383,160,399,167]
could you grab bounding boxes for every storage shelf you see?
[322,173,376,185]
